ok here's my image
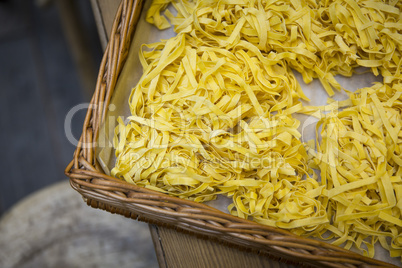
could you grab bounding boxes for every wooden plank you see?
[90,0,121,51]
[149,225,168,268]
[150,225,296,268]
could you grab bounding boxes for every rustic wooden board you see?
[150,225,297,268]
[89,0,121,50]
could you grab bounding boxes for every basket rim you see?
[64,1,399,267]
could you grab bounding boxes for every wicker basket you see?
[65,1,398,267]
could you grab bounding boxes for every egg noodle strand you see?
[111,0,402,260]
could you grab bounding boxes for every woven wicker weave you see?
[65,1,398,267]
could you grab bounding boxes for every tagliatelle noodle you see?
[112,33,328,235]
[311,84,402,258]
[148,0,402,96]
[111,0,402,261]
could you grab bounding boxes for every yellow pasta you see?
[111,0,402,261]
[148,0,402,95]
[312,85,402,258]
[112,33,316,209]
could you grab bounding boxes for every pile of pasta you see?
[111,0,402,260]
[309,84,402,258]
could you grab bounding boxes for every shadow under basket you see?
[64,1,398,267]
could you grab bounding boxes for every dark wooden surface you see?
[92,1,299,267]
[0,0,102,216]
[149,224,296,268]
[90,0,120,50]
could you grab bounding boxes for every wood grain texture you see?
[90,0,121,50]
[150,225,298,268]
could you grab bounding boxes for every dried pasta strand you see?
[111,0,402,262]
[112,33,313,213]
[148,0,402,96]
[313,85,402,259]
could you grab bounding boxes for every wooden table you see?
[89,1,296,267]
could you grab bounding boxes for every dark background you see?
[0,0,103,216]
